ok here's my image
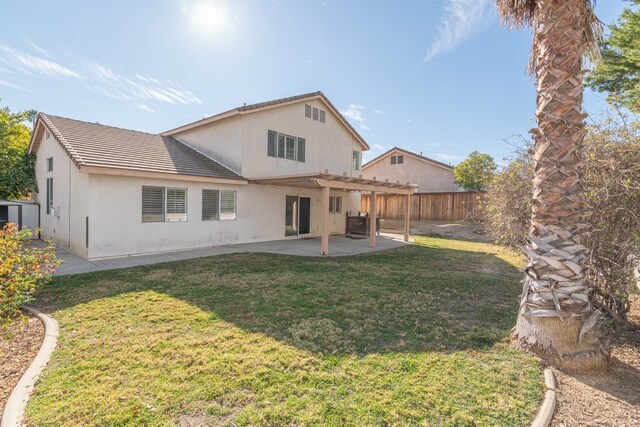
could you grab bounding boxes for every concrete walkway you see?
[51,233,411,276]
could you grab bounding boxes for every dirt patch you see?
[380,219,491,242]
[551,294,640,426]
[0,314,45,414]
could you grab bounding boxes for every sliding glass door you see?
[285,196,311,236]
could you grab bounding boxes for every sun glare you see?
[189,1,226,34]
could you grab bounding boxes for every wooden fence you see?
[360,192,485,221]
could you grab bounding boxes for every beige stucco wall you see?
[173,98,364,178]
[85,174,359,259]
[362,152,456,193]
[32,130,90,257]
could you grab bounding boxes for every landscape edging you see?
[0,306,58,427]
[531,368,557,427]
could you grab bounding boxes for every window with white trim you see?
[46,157,53,172]
[202,189,236,220]
[142,186,187,222]
[329,196,342,213]
[267,130,305,163]
[352,151,361,171]
[391,155,404,165]
[166,188,187,221]
[220,190,237,220]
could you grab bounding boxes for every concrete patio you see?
[51,233,412,276]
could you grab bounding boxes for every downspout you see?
[68,157,71,247]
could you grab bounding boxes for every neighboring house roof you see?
[161,91,370,150]
[28,114,246,183]
[362,147,454,171]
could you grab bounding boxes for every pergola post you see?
[321,185,330,255]
[404,193,411,242]
[369,191,377,247]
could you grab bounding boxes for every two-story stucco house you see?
[29,92,415,259]
[362,147,457,193]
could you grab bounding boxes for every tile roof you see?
[163,91,370,150]
[35,114,245,181]
[362,146,454,170]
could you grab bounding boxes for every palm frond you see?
[496,1,603,73]
[496,0,537,28]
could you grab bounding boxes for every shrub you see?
[0,222,58,336]
[481,147,533,248]
[482,116,640,321]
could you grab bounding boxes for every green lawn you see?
[26,237,542,426]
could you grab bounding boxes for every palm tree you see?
[496,0,606,369]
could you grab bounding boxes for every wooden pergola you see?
[251,172,417,255]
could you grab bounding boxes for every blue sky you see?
[0,0,628,164]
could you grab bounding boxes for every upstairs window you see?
[352,151,361,171]
[46,157,53,172]
[267,130,306,163]
[305,104,326,123]
[391,155,404,165]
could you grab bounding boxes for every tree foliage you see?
[453,151,497,191]
[587,0,640,113]
[1,223,58,337]
[482,115,640,322]
[0,104,37,200]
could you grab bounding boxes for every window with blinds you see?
[285,135,296,160]
[297,138,305,163]
[267,130,277,157]
[267,130,306,162]
[329,196,342,213]
[220,190,237,220]
[304,104,326,123]
[142,186,165,222]
[166,188,187,221]
[202,189,220,221]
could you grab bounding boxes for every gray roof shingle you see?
[38,114,245,181]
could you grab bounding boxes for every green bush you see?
[1,222,58,336]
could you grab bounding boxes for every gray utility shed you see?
[0,200,40,238]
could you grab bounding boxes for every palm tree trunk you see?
[513,0,606,369]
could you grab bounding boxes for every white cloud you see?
[0,79,30,91]
[432,152,463,164]
[340,104,366,123]
[0,44,80,79]
[0,43,203,108]
[359,124,370,131]
[374,109,384,115]
[137,103,156,114]
[421,0,494,63]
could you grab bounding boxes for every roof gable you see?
[162,91,370,150]
[28,113,246,182]
[362,147,454,171]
